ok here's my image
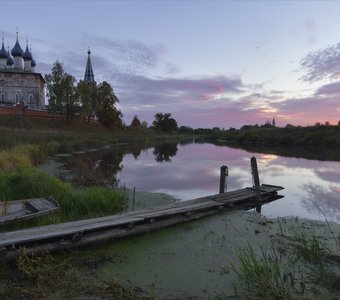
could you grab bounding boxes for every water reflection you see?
[153,142,178,162]
[63,140,340,223]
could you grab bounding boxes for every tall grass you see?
[0,167,127,226]
[0,142,60,172]
[232,243,294,299]
[232,223,340,299]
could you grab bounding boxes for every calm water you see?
[56,140,340,298]
[64,140,340,224]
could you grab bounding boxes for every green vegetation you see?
[152,112,178,132]
[194,123,340,148]
[231,223,340,299]
[0,167,126,227]
[232,243,293,299]
[45,61,123,128]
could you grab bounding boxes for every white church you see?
[0,31,45,109]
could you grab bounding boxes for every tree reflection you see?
[96,150,124,188]
[153,143,178,162]
[65,149,124,187]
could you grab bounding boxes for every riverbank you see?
[96,191,340,299]
[0,189,339,299]
[0,115,339,299]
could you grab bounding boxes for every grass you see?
[231,242,296,299]
[291,227,326,263]
[231,222,340,299]
[0,167,127,228]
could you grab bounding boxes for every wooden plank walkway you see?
[0,184,283,260]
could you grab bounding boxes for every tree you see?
[130,115,141,128]
[152,113,178,132]
[96,81,122,128]
[76,80,98,122]
[45,61,78,119]
[45,61,65,114]
[63,74,79,120]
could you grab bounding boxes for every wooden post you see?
[250,157,261,213]
[219,165,228,194]
[132,187,136,211]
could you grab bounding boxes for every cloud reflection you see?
[301,183,340,222]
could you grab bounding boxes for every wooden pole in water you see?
[132,187,136,211]
[219,165,228,194]
[250,157,261,213]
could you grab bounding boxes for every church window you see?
[0,93,5,102]
[15,94,19,103]
[29,94,33,102]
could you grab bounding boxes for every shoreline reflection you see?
[63,140,340,223]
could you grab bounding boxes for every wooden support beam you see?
[250,157,261,213]
[219,165,228,194]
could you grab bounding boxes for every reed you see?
[0,167,126,225]
[231,242,293,299]
[291,227,326,263]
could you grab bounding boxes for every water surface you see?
[62,140,340,224]
[54,140,340,298]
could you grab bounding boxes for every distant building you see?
[0,32,45,109]
[83,48,98,122]
[84,48,95,83]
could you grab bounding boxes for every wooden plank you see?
[0,184,284,251]
[0,216,145,247]
[0,194,284,261]
[26,199,53,212]
[0,210,28,222]
[1,210,220,261]
[0,198,222,247]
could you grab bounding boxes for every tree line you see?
[45,61,184,132]
[45,61,122,128]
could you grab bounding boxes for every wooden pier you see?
[0,184,283,261]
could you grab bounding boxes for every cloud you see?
[315,81,340,95]
[270,91,340,125]
[21,31,340,128]
[117,73,247,126]
[29,32,176,82]
[300,42,340,82]
[85,35,165,74]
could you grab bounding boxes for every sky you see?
[2,0,340,128]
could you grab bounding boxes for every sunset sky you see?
[2,0,340,128]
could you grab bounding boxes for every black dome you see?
[0,42,8,59]
[6,50,13,66]
[23,45,32,61]
[11,40,23,57]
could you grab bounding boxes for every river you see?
[46,139,340,298]
[60,139,340,224]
